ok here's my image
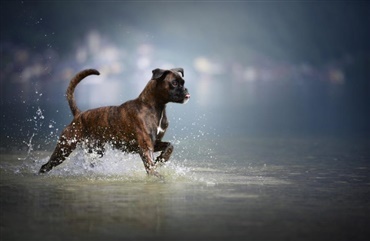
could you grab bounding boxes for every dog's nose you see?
[184,88,190,99]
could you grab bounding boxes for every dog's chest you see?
[157,111,165,135]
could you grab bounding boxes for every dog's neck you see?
[137,83,167,135]
[137,80,167,109]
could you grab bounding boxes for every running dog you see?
[39,68,190,176]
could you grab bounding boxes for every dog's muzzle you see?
[182,89,190,104]
[183,94,190,104]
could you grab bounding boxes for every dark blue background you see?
[1,1,369,149]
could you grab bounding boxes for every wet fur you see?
[39,68,189,176]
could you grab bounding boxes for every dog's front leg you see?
[139,148,162,177]
[154,141,173,164]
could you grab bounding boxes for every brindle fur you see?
[39,68,189,176]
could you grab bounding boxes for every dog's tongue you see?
[185,94,190,99]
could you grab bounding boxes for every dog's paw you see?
[147,169,164,180]
[155,157,166,164]
[39,162,54,174]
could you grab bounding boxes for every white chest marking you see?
[157,111,164,135]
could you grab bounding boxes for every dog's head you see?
[151,68,190,104]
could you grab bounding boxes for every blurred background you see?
[1,1,369,150]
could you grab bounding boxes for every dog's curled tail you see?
[66,69,100,117]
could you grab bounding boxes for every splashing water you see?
[18,90,61,161]
[18,133,35,161]
[9,143,214,184]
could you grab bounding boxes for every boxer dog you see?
[39,68,190,176]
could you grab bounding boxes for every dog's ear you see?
[152,68,170,80]
[171,68,184,77]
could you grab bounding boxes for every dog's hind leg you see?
[39,126,80,173]
[154,141,173,164]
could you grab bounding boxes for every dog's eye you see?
[172,80,178,87]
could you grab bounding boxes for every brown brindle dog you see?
[39,68,190,176]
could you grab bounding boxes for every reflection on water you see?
[1,138,370,241]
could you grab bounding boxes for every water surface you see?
[1,137,369,241]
